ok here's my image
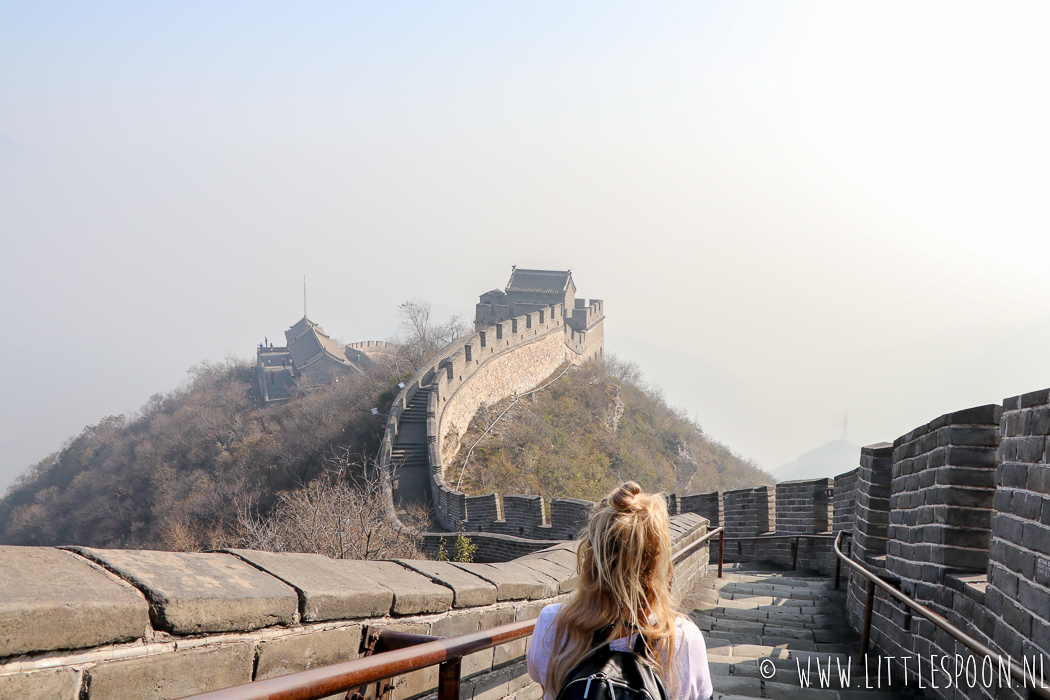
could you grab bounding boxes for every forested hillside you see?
[454,358,768,502]
[0,319,768,552]
[0,361,391,550]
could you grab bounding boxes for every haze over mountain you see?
[769,440,862,483]
[3,3,1050,490]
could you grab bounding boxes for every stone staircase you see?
[390,386,433,508]
[685,562,923,700]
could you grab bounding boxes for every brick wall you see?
[680,491,722,528]
[548,498,595,540]
[987,389,1050,668]
[723,485,775,536]
[885,404,1000,604]
[775,478,833,534]
[833,468,857,533]
[851,442,893,566]
[841,392,1050,700]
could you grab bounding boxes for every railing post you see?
[438,657,462,700]
[860,578,876,655]
[717,529,724,578]
[835,548,842,589]
[791,537,799,570]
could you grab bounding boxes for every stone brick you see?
[1020,389,1050,409]
[432,610,492,676]
[70,548,297,635]
[85,643,254,700]
[397,559,497,608]
[255,626,363,681]
[351,561,454,615]
[514,558,574,593]
[0,667,79,700]
[452,563,556,600]
[227,549,391,621]
[0,547,149,657]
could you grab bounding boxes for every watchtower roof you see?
[505,269,573,295]
[285,316,322,344]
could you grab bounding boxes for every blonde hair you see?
[544,482,678,698]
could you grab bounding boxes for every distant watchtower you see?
[475,267,606,362]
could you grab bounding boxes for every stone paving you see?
[684,562,924,700]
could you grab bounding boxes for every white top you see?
[526,604,713,700]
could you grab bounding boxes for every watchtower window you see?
[480,332,487,348]
[446,364,453,380]
[496,324,503,340]
[526,314,532,329]
[539,310,545,323]
[511,319,518,333]
[465,345,472,361]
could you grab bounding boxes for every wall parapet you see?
[835,391,1050,700]
[0,514,709,700]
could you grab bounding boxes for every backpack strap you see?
[591,624,615,648]
[592,623,654,659]
[631,631,655,659]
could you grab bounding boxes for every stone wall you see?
[885,404,1000,604]
[851,442,893,567]
[775,478,833,534]
[987,389,1050,670]
[680,491,722,528]
[0,514,711,700]
[723,485,775,536]
[839,391,1050,700]
[833,468,857,533]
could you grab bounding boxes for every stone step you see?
[712,675,840,699]
[690,607,852,631]
[706,637,857,658]
[712,573,834,587]
[696,582,846,602]
[692,598,825,615]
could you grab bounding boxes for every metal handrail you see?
[833,530,1050,699]
[178,525,723,700]
[672,525,724,577]
[180,619,535,700]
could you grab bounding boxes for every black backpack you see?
[554,626,669,700]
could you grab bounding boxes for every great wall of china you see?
[2,269,1050,699]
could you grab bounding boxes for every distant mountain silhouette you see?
[770,439,861,482]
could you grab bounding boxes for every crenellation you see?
[775,478,833,534]
[723,485,775,536]
[679,491,722,528]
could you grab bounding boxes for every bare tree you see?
[233,452,423,560]
[603,354,643,385]
[394,299,471,372]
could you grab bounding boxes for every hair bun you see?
[609,481,643,512]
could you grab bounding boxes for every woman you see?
[527,482,713,700]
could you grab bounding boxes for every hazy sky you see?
[3,2,1050,490]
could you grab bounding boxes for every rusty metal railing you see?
[177,525,722,700]
[179,620,535,700]
[833,530,1050,699]
[672,525,724,577]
